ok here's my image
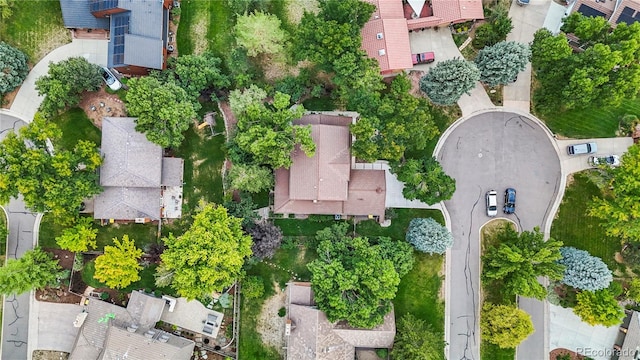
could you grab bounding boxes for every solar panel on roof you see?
[90,0,118,12]
[110,13,129,66]
[578,4,606,18]
[617,13,636,25]
[622,6,635,16]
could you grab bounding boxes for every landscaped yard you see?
[0,0,70,63]
[550,172,621,270]
[538,98,640,139]
[51,108,101,150]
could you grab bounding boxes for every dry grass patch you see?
[287,0,319,24]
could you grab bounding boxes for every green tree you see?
[224,191,260,230]
[0,114,102,224]
[573,289,625,326]
[390,156,456,205]
[561,12,610,45]
[391,313,445,360]
[0,41,28,95]
[228,85,268,116]
[420,58,480,105]
[350,74,439,162]
[0,0,15,19]
[241,275,264,299]
[167,53,229,100]
[472,10,513,49]
[236,11,288,57]
[94,235,142,289]
[55,217,97,252]
[557,247,612,291]
[626,278,640,303]
[482,226,564,300]
[481,303,534,348]
[589,144,640,242]
[475,41,531,87]
[0,247,62,295]
[125,76,198,148]
[406,217,453,254]
[307,223,410,328]
[374,236,415,278]
[35,57,102,117]
[235,92,314,169]
[159,203,253,300]
[227,163,273,193]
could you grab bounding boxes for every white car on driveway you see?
[101,67,122,91]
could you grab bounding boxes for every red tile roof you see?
[274,114,387,219]
[361,0,413,73]
[431,0,484,24]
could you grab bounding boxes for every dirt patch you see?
[1,85,20,109]
[287,0,319,24]
[565,173,575,187]
[35,249,82,304]
[191,12,210,55]
[550,348,587,360]
[256,283,286,356]
[407,70,426,97]
[78,88,127,128]
[32,350,69,360]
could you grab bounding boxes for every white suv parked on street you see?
[486,190,498,217]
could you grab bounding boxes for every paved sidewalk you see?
[409,29,494,116]
[10,38,108,122]
[504,0,553,112]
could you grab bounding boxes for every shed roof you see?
[60,0,110,29]
[100,117,163,188]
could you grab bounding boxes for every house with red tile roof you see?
[273,112,386,221]
[361,0,484,74]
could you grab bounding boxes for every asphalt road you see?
[0,112,35,360]
[439,111,561,360]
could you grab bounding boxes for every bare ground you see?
[287,0,319,24]
[256,283,286,356]
[32,350,69,360]
[78,88,127,128]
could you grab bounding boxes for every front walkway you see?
[10,38,108,122]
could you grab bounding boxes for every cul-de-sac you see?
[2,0,640,359]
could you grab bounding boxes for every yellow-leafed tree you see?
[94,235,142,289]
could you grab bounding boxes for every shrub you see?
[0,41,29,95]
[242,276,265,299]
[557,247,612,291]
[406,218,453,254]
[278,307,286,317]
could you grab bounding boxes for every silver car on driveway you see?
[486,190,498,217]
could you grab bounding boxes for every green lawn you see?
[39,214,158,251]
[539,98,640,138]
[82,260,176,296]
[51,108,101,150]
[302,96,337,111]
[357,208,444,240]
[274,217,342,237]
[550,172,621,270]
[172,102,226,217]
[176,0,235,57]
[0,0,70,63]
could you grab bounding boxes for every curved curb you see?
[436,106,561,360]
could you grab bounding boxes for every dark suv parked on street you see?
[503,188,516,214]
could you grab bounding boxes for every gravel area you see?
[256,283,286,356]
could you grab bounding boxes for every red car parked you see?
[412,52,435,65]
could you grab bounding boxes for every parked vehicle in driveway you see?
[517,0,529,5]
[503,188,516,214]
[412,52,435,65]
[486,190,498,217]
[101,67,122,91]
[567,142,597,155]
[589,155,620,167]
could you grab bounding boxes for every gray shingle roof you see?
[620,311,640,360]
[161,157,184,186]
[119,0,166,39]
[123,34,165,69]
[100,117,163,188]
[70,291,194,360]
[60,0,110,30]
[93,186,161,221]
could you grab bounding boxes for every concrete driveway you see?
[437,110,561,360]
[31,301,82,352]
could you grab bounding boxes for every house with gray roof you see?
[93,117,183,221]
[69,290,194,360]
[59,0,171,74]
[286,282,396,360]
